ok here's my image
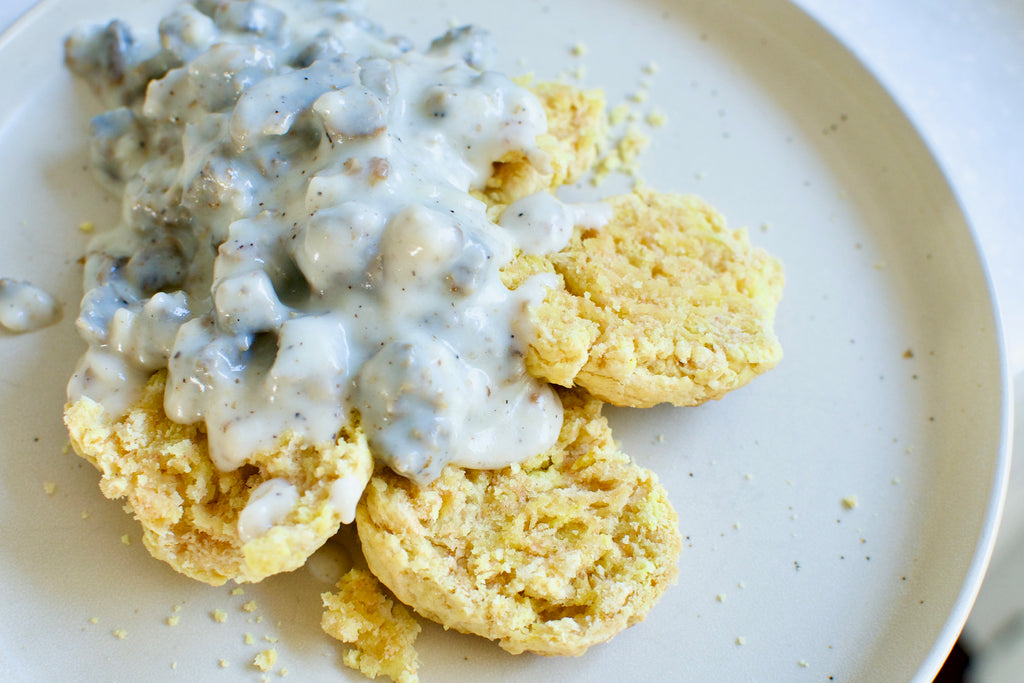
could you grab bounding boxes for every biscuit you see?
[355,390,681,657]
[64,371,373,585]
[322,568,421,683]
[504,188,784,407]
[59,82,611,587]
[479,82,608,212]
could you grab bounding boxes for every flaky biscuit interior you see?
[503,188,784,407]
[64,371,372,585]
[355,390,682,658]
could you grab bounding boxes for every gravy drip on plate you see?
[0,278,60,334]
[64,0,592,487]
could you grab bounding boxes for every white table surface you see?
[3,0,1021,677]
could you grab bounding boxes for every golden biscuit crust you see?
[356,391,681,657]
[503,188,784,407]
[64,371,372,585]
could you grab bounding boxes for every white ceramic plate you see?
[0,0,1011,681]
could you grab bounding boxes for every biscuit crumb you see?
[842,495,858,510]
[646,109,667,127]
[571,42,587,57]
[231,587,245,596]
[120,534,132,545]
[263,635,279,644]
[78,221,95,233]
[716,593,726,603]
[643,60,659,75]
[43,481,57,495]
[245,633,256,645]
[81,511,90,519]
[322,568,421,683]
[609,103,630,126]
[88,617,99,625]
[253,649,278,672]
[166,615,179,627]
[212,609,227,623]
[112,629,128,640]
[735,636,746,645]
[243,600,258,613]
[219,659,229,668]
[591,126,649,185]
[798,659,810,668]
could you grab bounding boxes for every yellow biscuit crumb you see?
[716,593,727,603]
[88,617,99,625]
[245,633,256,645]
[609,103,630,126]
[166,615,179,627]
[643,60,659,75]
[212,609,227,623]
[43,481,57,495]
[253,649,278,673]
[322,568,421,683]
[263,635,278,644]
[242,600,258,613]
[571,42,587,57]
[219,659,229,668]
[112,629,127,640]
[231,587,245,596]
[736,636,746,645]
[842,495,858,510]
[646,109,668,127]
[78,221,94,233]
[81,511,90,519]
[120,534,132,546]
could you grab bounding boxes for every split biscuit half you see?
[504,188,784,408]
[356,390,681,657]
[64,371,372,585]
